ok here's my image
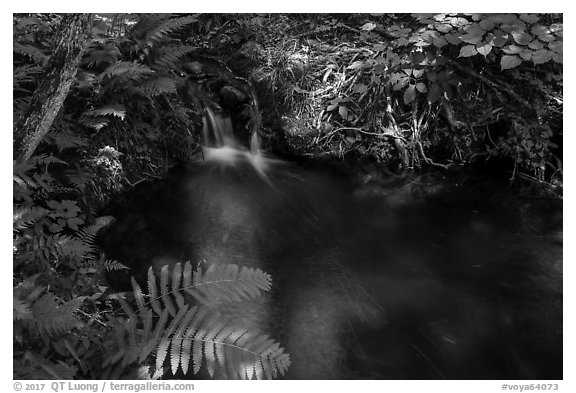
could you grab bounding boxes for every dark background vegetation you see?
[12,13,562,379]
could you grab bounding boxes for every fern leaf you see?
[160,265,177,316]
[78,116,109,131]
[155,337,170,373]
[171,263,186,309]
[104,259,129,272]
[127,317,138,349]
[13,205,48,231]
[131,277,147,315]
[144,16,199,47]
[191,329,205,375]
[118,295,136,320]
[186,262,272,306]
[44,130,88,151]
[100,61,155,81]
[170,306,198,374]
[13,296,33,320]
[76,221,110,257]
[180,333,193,374]
[140,309,154,357]
[83,105,126,120]
[82,46,120,68]
[28,154,68,167]
[13,64,43,87]
[148,267,162,315]
[29,294,84,336]
[137,76,177,97]
[109,262,289,379]
[64,170,92,191]
[153,44,197,68]
[54,235,93,261]
[13,42,48,64]
[152,308,170,346]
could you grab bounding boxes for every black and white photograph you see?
[11,8,566,387]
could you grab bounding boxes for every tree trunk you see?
[14,13,91,163]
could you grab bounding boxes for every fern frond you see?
[82,44,121,68]
[187,262,272,306]
[13,296,33,320]
[28,154,68,167]
[144,16,199,47]
[13,64,43,87]
[13,204,48,231]
[64,169,93,191]
[13,42,48,64]
[27,293,84,336]
[137,76,177,97]
[53,235,93,261]
[100,61,155,81]
[153,44,197,68]
[44,130,88,151]
[104,262,289,379]
[127,14,170,41]
[104,259,129,272]
[160,265,177,316]
[72,224,103,258]
[83,105,126,120]
[13,172,37,189]
[78,116,109,131]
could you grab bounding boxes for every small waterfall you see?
[201,96,275,176]
[201,102,236,148]
[248,95,263,154]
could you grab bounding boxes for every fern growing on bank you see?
[104,262,291,379]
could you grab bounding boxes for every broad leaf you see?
[502,45,523,55]
[552,52,562,64]
[445,33,462,45]
[512,32,533,45]
[493,36,509,47]
[476,43,493,56]
[479,19,494,31]
[432,35,448,48]
[528,40,544,50]
[519,49,534,61]
[547,41,562,53]
[519,14,539,24]
[403,85,416,105]
[459,45,478,57]
[460,34,483,45]
[435,23,453,33]
[531,49,553,65]
[500,55,522,70]
[537,34,555,43]
[530,24,550,35]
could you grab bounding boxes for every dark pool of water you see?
[101,157,562,380]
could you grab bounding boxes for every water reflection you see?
[102,156,562,380]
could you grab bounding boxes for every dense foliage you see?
[205,14,562,187]
[13,13,562,380]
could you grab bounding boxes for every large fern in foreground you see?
[104,262,291,379]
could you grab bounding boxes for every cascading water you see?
[102,87,562,380]
[200,95,274,178]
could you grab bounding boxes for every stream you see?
[101,107,562,380]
